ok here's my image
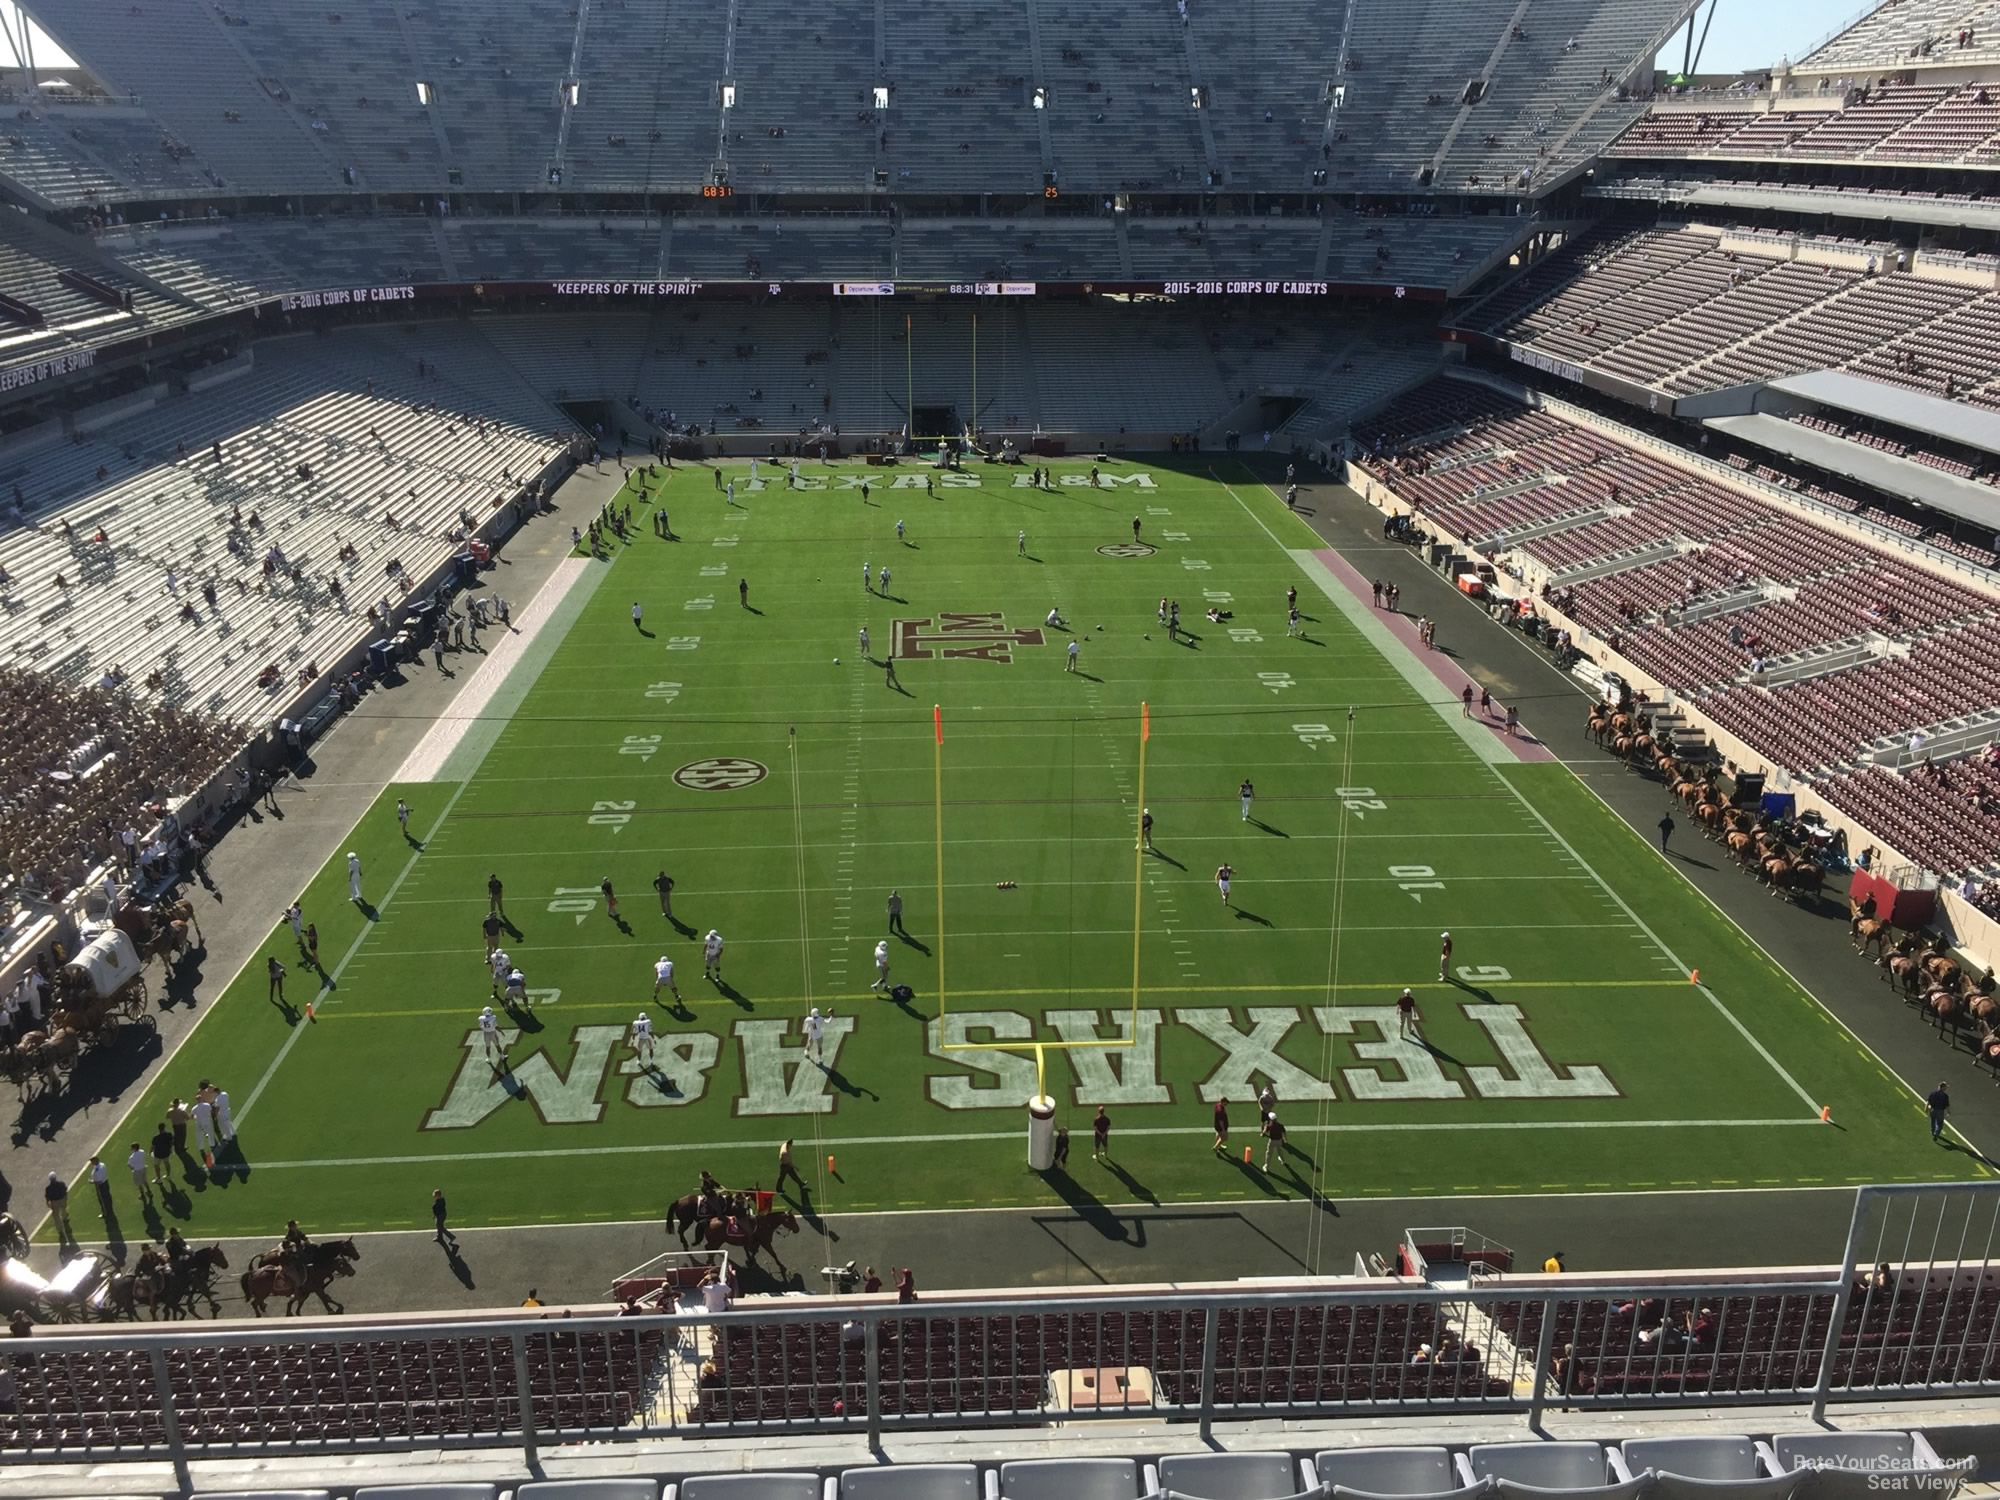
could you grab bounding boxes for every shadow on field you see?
[822,1063,879,1103]
[1036,1170,1135,1247]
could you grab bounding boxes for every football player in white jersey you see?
[478,1005,504,1066]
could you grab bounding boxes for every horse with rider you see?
[664,1170,800,1274]
[105,1228,230,1319]
[240,1220,363,1315]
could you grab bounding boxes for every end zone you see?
[395,554,608,783]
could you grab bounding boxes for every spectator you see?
[44,1171,71,1244]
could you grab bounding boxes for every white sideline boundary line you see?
[394,555,597,783]
[1249,463,1998,1162]
[29,486,638,1237]
[227,1116,1823,1173]
[109,1177,1873,1246]
[1491,771,1821,1116]
[234,779,473,1129]
[1216,470,1824,1119]
[1562,770,1998,1164]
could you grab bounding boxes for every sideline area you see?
[0,461,617,1237]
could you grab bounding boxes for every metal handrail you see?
[4,1184,1996,1487]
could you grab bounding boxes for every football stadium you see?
[2,0,2000,1491]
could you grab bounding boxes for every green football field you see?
[57,456,1988,1241]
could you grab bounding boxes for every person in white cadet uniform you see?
[191,1095,217,1166]
[630,1010,656,1065]
[653,954,681,1003]
[871,939,891,993]
[480,1004,505,1065]
[803,1005,829,1063]
[704,930,725,982]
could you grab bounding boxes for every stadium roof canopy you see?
[1767,371,2000,461]
[1706,412,2000,533]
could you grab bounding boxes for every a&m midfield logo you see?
[894,612,1045,664]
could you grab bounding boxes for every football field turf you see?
[60,457,1989,1241]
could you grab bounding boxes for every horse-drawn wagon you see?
[1,930,155,1102]
[58,927,153,1026]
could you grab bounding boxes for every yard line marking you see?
[390,829,1574,861]
[235,777,473,1130]
[1560,769,1996,1160]
[1236,470,1977,1151]
[1494,769,1819,1113]
[319,975,1711,1018]
[1224,478,1824,1118]
[1204,480,1832,1123]
[785,730,816,1015]
[353,918,1637,958]
[224,1117,1825,1172]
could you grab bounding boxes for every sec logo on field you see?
[673,757,770,791]
[1097,542,1157,558]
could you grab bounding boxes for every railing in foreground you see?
[1,1186,1995,1488]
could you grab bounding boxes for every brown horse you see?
[138,919,192,968]
[5,1028,78,1100]
[1924,953,1962,988]
[248,1237,362,1279]
[665,1193,709,1247]
[242,1256,354,1316]
[163,897,203,944]
[1883,951,1924,996]
[690,1209,801,1273]
[1852,916,1892,956]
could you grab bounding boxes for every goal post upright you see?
[933,704,945,1023]
[1130,701,1149,1042]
